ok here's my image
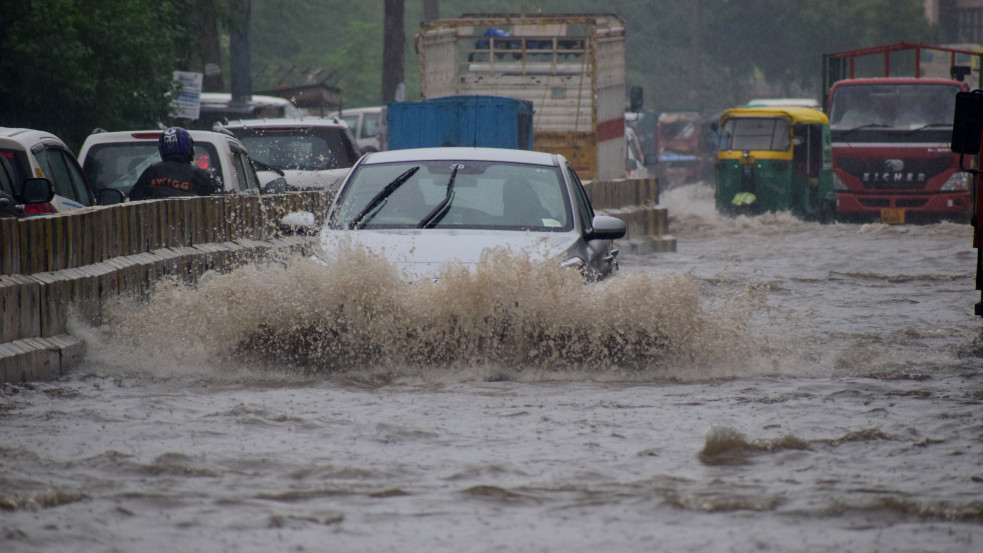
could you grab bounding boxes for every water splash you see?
[83,245,769,381]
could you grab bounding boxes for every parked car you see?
[79,129,272,198]
[184,92,302,131]
[295,147,626,281]
[329,106,384,152]
[0,127,98,214]
[215,118,361,192]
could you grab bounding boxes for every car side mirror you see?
[19,177,54,203]
[96,188,126,205]
[262,177,289,195]
[279,210,319,236]
[952,89,983,154]
[588,215,626,240]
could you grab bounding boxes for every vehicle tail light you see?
[131,133,161,139]
[24,202,57,215]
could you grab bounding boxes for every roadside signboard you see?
[172,71,204,120]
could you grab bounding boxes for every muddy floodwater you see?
[2,183,982,552]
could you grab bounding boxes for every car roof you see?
[198,92,294,107]
[0,127,69,147]
[82,129,244,145]
[330,106,382,116]
[360,147,560,166]
[218,117,348,129]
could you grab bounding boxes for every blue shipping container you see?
[387,95,534,150]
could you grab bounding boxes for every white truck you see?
[416,14,627,181]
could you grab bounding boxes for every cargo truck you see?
[822,42,983,223]
[416,14,627,180]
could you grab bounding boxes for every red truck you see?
[823,43,983,223]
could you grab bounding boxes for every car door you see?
[32,143,94,210]
[229,141,261,195]
[565,162,617,278]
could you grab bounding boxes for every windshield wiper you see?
[349,166,420,229]
[251,159,285,176]
[418,164,462,229]
[835,123,890,137]
[904,123,952,134]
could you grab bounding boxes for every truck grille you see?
[835,156,952,190]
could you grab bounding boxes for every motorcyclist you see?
[129,127,222,200]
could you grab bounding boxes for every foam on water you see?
[78,244,772,382]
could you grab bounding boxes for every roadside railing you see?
[0,178,673,383]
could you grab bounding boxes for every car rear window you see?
[230,127,359,171]
[83,141,223,193]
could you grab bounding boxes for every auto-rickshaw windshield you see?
[718,117,790,151]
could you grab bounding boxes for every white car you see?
[78,129,268,198]
[328,106,384,152]
[305,147,626,281]
[216,118,360,192]
[188,92,303,131]
[0,127,97,214]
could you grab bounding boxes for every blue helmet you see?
[159,127,194,162]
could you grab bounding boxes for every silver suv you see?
[78,129,268,198]
[216,117,360,192]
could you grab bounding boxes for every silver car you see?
[313,147,626,281]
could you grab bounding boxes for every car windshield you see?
[718,117,791,151]
[83,141,222,192]
[232,127,358,171]
[330,160,572,231]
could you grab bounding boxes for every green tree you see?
[0,0,196,151]
[251,0,384,108]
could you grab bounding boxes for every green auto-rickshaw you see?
[714,106,835,220]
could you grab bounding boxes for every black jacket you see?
[129,160,222,201]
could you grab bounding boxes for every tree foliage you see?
[0,0,197,150]
[0,0,952,150]
[248,0,945,112]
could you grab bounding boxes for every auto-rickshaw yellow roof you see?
[720,106,829,125]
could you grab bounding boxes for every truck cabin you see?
[827,80,963,140]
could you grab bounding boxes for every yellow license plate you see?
[880,208,905,224]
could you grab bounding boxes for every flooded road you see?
[2,182,982,552]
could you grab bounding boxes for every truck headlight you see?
[940,171,971,192]
[833,172,848,191]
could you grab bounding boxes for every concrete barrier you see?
[586,177,676,254]
[0,177,673,383]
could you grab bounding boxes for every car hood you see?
[315,228,583,280]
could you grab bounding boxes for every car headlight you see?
[940,171,972,192]
[833,172,848,191]
[561,256,586,271]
